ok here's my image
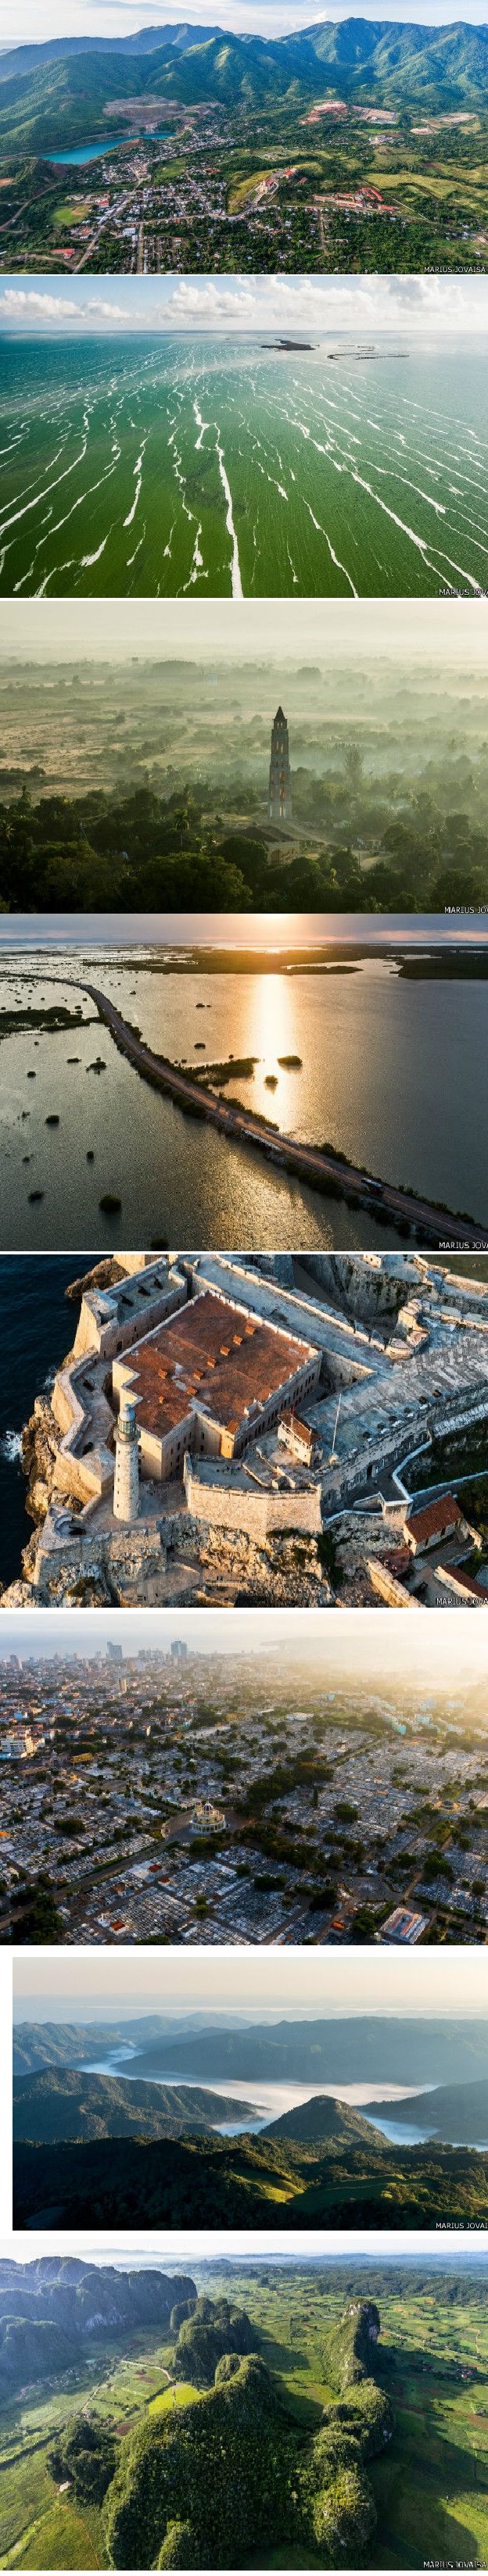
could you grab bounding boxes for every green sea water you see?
[1,332,487,598]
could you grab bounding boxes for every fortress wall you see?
[300,1252,417,1322]
[33,1512,188,1597]
[366,1559,420,1607]
[318,1347,374,1390]
[184,1460,321,1537]
[52,1444,113,1506]
[73,1268,187,1363]
[51,1364,86,1442]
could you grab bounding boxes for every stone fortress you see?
[3,1252,488,1609]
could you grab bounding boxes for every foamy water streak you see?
[1,335,487,597]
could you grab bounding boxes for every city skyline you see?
[2,1601,488,1683]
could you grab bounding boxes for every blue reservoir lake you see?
[46,131,171,164]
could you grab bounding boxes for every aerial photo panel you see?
[2,0,488,2567]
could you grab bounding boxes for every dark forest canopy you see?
[1,779,486,914]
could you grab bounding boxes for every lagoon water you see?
[0,948,487,1250]
[1,334,487,598]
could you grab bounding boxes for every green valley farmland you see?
[2,2263,488,2568]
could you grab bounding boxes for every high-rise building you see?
[268,705,292,822]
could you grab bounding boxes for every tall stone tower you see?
[268,705,292,823]
[113,1386,140,1525]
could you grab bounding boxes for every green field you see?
[148,2383,202,2416]
[2,2267,488,2570]
[0,2331,178,2572]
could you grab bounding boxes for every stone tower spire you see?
[268,705,292,823]
[113,1383,140,1524]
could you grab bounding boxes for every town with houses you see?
[0,102,411,277]
[1,1623,488,1947]
[2,1250,488,1615]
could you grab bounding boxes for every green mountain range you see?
[1,20,488,156]
[366,2079,488,2145]
[12,2070,256,2145]
[13,2013,488,2085]
[13,2113,488,2232]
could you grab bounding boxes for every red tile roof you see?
[404,1492,464,1545]
[123,1291,314,1443]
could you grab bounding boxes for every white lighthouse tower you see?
[113,1384,140,1525]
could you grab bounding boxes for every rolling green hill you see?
[12,2119,488,2232]
[266,2094,383,2145]
[1,20,488,154]
[366,2078,488,2145]
[12,2071,253,2145]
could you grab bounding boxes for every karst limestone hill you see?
[99,2293,394,2568]
[0,2259,197,2390]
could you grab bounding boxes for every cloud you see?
[167,274,488,335]
[168,280,258,322]
[85,296,128,318]
[0,288,81,320]
[2,273,488,338]
[0,287,132,326]
[6,0,488,34]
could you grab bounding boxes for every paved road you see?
[84,981,488,1248]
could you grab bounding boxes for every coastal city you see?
[2,1250,488,1612]
[1,1612,487,1946]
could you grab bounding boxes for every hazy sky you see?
[3,1,488,40]
[2,914,488,946]
[4,596,488,667]
[2,1601,487,1682]
[2,274,488,335]
[13,1945,488,2019]
[4,2230,486,2266]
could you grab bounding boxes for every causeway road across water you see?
[81,982,488,1250]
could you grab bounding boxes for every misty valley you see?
[2,645,488,912]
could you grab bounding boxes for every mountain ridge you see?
[12,2070,258,2145]
[1,19,488,155]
